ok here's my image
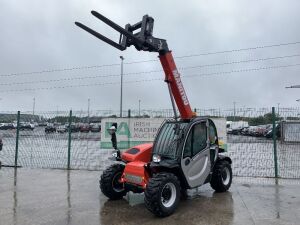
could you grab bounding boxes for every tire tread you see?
[144,172,180,217]
[210,160,232,192]
[100,164,127,200]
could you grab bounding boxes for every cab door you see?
[181,120,211,188]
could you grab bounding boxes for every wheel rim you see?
[221,167,230,186]
[161,182,176,208]
[112,172,124,192]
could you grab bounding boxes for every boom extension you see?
[75,11,168,53]
[159,52,194,120]
[75,11,195,120]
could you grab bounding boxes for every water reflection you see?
[5,170,297,225]
[13,168,18,225]
[67,170,72,225]
[100,191,234,225]
[275,179,280,219]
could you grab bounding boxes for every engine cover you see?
[121,143,153,163]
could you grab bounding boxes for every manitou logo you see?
[173,70,189,106]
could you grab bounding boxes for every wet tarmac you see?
[0,168,299,225]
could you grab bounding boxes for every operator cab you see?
[151,117,220,188]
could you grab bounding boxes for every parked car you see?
[265,123,281,138]
[45,124,56,133]
[38,122,48,126]
[57,125,67,133]
[20,122,34,131]
[246,125,270,137]
[90,124,101,132]
[262,124,272,136]
[66,124,80,133]
[227,121,249,135]
[80,124,91,133]
[248,126,258,136]
[253,125,267,137]
[231,128,243,135]
[0,123,14,130]
[241,127,250,136]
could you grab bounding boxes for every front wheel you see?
[144,173,180,217]
[210,160,232,192]
[100,164,127,200]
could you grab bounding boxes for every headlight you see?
[152,154,161,163]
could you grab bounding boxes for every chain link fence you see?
[0,107,299,178]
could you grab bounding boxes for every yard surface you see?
[0,168,299,225]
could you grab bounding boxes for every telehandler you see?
[75,11,232,217]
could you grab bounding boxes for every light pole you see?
[32,97,36,120]
[120,56,124,118]
[233,101,236,121]
[87,98,90,123]
[277,103,280,116]
[56,105,58,123]
[138,99,141,117]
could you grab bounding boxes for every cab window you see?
[209,120,218,145]
[183,122,207,158]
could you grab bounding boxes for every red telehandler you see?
[75,11,232,217]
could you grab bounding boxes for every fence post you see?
[14,111,20,167]
[128,109,131,118]
[67,110,72,170]
[272,107,279,178]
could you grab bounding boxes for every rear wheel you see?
[210,160,232,192]
[100,164,127,200]
[144,173,180,217]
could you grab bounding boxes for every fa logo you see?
[105,122,131,138]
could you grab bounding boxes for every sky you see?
[0,0,300,113]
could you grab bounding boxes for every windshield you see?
[152,121,188,159]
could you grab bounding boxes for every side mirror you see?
[107,123,121,160]
[111,133,118,150]
[107,123,118,149]
[108,123,117,135]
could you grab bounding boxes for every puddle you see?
[125,192,145,206]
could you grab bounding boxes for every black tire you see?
[210,160,232,192]
[100,164,127,200]
[144,173,180,217]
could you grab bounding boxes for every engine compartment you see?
[121,143,153,163]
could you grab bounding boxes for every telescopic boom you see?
[75,11,195,120]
